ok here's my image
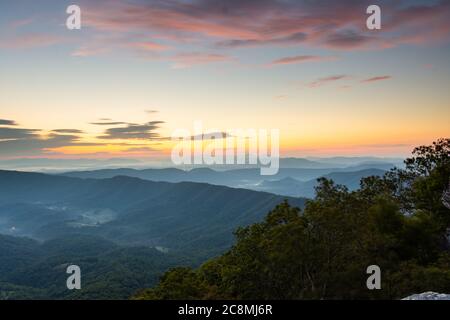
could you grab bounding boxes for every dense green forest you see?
[0,170,305,258]
[135,139,450,299]
[0,164,303,299]
[0,234,189,299]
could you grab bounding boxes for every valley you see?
[0,169,307,299]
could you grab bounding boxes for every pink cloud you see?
[60,0,447,62]
[170,52,233,68]
[82,1,259,39]
[130,41,171,51]
[307,75,349,88]
[6,1,446,58]
[70,36,170,58]
[1,33,62,49]
[269,55,338,66]
[9,18,34,29]
[71,46,110,57]
[79,1,359,49]
[361,76,392,83]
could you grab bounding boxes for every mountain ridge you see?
[0,170,306,256]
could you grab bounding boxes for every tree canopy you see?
[135,138,450,300]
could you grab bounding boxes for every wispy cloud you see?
[175,131,234,141]
[130,41,170,52]
[170,52,233,68]
[9,18,34,29]
[0,125,92,157]
[97,121,165,140]
[361,76,392,83]
[90,121,133,126]
[268,55,337,66]
[0,33,62,49]
[124,146,157,153]
[307,75,349,88]
[0,127,40,140]
[79,0,450,53]
[0,117,167,158]
[71,46,110,57]
[0,119,18,126]
[3,0,450,57]
[356,143,410,148]
[323,30,377,50]
[52,129,85,134]
[305,74,392,88]
[217,32,308,49]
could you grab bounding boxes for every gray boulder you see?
[403,292,450,300]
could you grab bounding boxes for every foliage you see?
[0,234,188,300]
[138,139,450,300]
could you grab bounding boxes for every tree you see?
[136,138,450,300]
[133,267,207,300]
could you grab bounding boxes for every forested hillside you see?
[0,173,305,257]
[0,234,187,299]
[0,171,305,299]
[136,139,450,300]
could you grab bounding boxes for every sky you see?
[0,0,449,162]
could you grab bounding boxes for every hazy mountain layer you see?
[253,168,386,197]
[0,170,305,256]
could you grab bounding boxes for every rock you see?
[402,291,450,300]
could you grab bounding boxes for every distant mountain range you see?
[304,156,404,165]
[0,170,305,256]
[281,157,403,168]
[0,158,144,172]
[0,156,404,172]
[252,168,386,198]
[62,163,394,197]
